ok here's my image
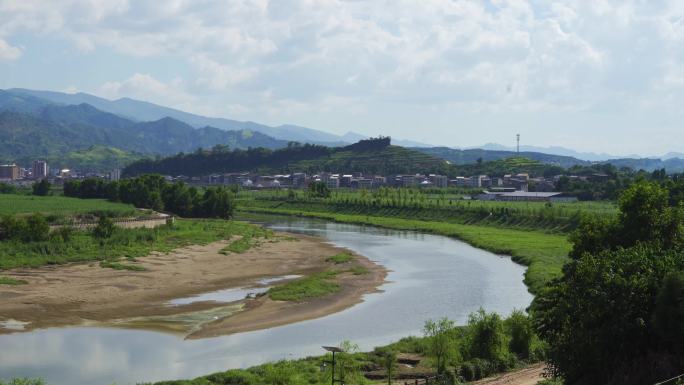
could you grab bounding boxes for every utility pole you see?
[323,346,344,385]
[516,134,520,154]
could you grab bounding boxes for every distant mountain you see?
[415,147,591,169]
[7,88,348,145]
[420,146,684,173]
[476,143,632,162]
[600,158,684,173]
[0,92,289,169]
[6,88,438,147]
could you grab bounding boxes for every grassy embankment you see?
[238,194,586,294]
[0,193,136,218]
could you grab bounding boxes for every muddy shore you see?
[0,232,386,338]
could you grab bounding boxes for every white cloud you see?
[98,73,194,108]
[0,38,21,60]
[5,1,684,153]
[190,55,257,90]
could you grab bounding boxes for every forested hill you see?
[415,146,591,168]
[417,146,684,173]
[123,137,455,177]
[0,90,289,168]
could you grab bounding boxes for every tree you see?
[24,214,49,242]
[466,309,509,365]
[532,246,684,385]
[569,181,684,259]
[505,309,533,359]
[308,181,331,198]
[652,271,684,352]
[31,179,50,196]
[374,347,397,385]
[326,341,364,385]
[92,216,115,258]
[423,317,457,374]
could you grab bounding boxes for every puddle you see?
[167,275,302,306]
[101,304,244,335]
[0,319,29,331]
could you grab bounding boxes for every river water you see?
[0,215,532,385]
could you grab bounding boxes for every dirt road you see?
[472,363,547,385]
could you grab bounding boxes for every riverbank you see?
[0,231,386,338]
[238,206,571,294]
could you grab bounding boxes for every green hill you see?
[0,91,290,169]
[124,137,453,177]
[52,146,144,171]
[416,146,590,168]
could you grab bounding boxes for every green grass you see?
[219,226,275,254]
[239,206,571,294]
[0,194,136,218]
[99,260,147,271]
[268,271,341,301]
[326,252,353,264]
[0,219,263,270]
[0,276,28,285]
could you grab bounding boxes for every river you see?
[0,215,532,385]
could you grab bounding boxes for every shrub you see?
[465,309,509,367]
[506,309,532,359]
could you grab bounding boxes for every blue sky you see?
[1,1,683,156]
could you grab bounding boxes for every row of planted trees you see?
[64,175,236,219]
[255,186,589,230]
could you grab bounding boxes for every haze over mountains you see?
[2,88,684,173]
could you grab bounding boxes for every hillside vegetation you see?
[0,90,288,168]
[124,137,461,177]
[54,145,144,170]
[416,146,591,168]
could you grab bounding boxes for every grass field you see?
[268,270,340,301]
[239,206,571,294]
[0,194,136,217]
[0,219,262,270]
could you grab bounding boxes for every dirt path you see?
[472,363,547,385]
[0,232,386,338]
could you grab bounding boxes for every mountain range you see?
[2,87,684,173]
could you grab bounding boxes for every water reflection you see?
[0,216,532,385]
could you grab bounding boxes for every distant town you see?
[0,160,583,202]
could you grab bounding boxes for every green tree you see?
[374,347,397,385]
[308,181,331,198]
[24,214,49,242]
[652,271,684,351]
[505,309,533,359]
[466,309,509,365]
[423,317,457,374]
[31,179,51,196]
[92,216,115,258]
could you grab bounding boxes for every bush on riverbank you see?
[0,219,262,269]
[138,310,544,385]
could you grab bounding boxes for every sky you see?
[2,1,684,156]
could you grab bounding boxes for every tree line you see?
[64,175,236,219]
[531,181,684,385]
